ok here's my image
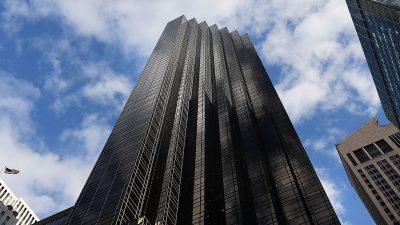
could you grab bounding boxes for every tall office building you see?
[346,0,400,128]
[33,207,73,225]
[337,118,400,225]
[0,178,39,225]
[65,16,339,225]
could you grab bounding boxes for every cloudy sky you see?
[0,0,386,224]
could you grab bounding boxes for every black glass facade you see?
[65,16,339,225]
[34,207,73,225]
[346,0,400,128]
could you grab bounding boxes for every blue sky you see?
[0,0,388,224]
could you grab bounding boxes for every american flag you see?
[4,167,19,174]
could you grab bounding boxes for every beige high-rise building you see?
[0,178,38,225]
[337,118,400,225]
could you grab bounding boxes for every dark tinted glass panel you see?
[376,139,393,153]
[365,144,382,158]
[45,215,69,225]
[347,153,358,166]
[389,133,400,148]
[354,149,370,163]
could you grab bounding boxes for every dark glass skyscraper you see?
[346,0,400,128]
[65,16,339,225]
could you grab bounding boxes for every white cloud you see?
[60,114,111,159]
[304,127,344,163]
[0,73,110,217]
[0,0,31,33]
[0,119,91,214]
[31,36,132,112]
[317,168,345,214]
[32,38,79,92]
[1,0,380,123]
[31,38,79,113]
[81,63,132,109]
[255,0,380,123]
[0,72,40,133]
[316,168,353,225]
[48,0,245,55]
[43,56,69,93]
[1,0,247,55]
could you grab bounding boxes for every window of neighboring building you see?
[354,149,370,163]
[365,144,382,158]
[347,153,358,166]
[389,132,400,148]
[376,139,393,153]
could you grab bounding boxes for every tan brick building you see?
[337,118,400,225]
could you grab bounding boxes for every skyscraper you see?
[337,118,400,225]
[33,207,72,225]
[346,0,400,128]
[65,16,339,225]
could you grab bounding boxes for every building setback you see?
[64,16,339,225]
[346,0,400,128]
[337,118,400,225]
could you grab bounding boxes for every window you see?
[390,132,400,148]
[365,144,382,158]
[347,153,358,166]
[354,149,369,163]
[376,139,393,153]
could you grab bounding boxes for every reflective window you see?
[354,149,370,163]
[376,139,393,153]
[365,144,382,158]
[347,153,358,166]
[389,133,400,148]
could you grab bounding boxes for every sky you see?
[0,0,388,224]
